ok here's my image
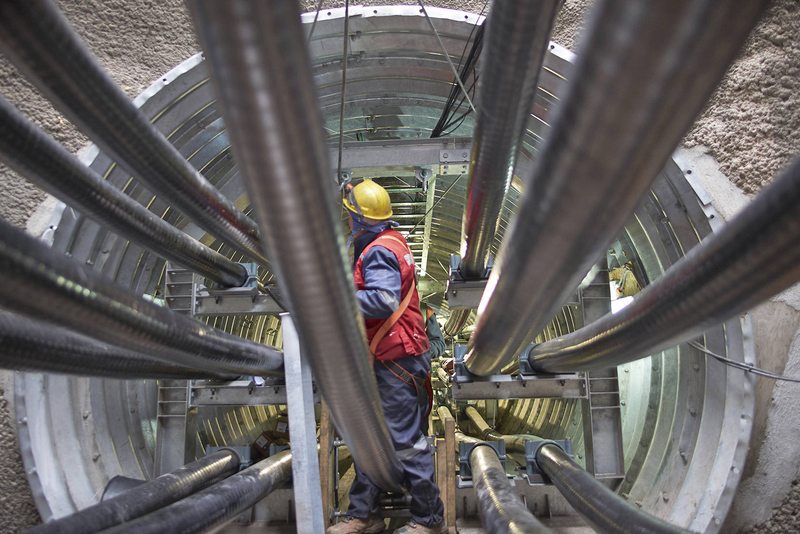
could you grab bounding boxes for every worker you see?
[418,303,445,435]
[420,303,446,361]
[328,179,446,534]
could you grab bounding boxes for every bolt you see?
[442,152,449,159]
[662,493,670,503]
[93,453,101,462]
[462,152,468,158]
[689,408,697,416]
[83,411,91,420]
[679,450,688,465]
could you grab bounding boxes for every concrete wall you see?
[0,1,798,531]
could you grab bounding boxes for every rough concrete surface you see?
[0,0,798,531]
[684,1,800,194]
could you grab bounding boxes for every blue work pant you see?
[347,354,444,527]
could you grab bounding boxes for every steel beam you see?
[281,314,325,534]
[579,261,625,486]
[452,374,586,401]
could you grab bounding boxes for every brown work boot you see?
[327,515,386,534]
[392,520,448,534]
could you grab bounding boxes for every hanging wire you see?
[430,0,487,138]
[306,0,325,45]
[688,341,800,383]
[407,173,465,236]
[336,0,350,184]
[417,0,476,115]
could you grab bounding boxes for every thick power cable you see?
[459,0,560,279]
[30,449,240,534]
[0,218,283,377]
[0,95,248,288]
[469,443,552,534]
[0,312,224,380]
[527,157,800,373]
[0,1,268,265]
[537,444,686,533]
[105,451,292,534]
[188,0,403,491]
[461,409,684,533]
[445,0,559,338]
[465,0,769,376]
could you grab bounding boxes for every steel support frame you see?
[451,373,587,401]
[154,266,195,475]
[580,260,625,486]
[453,344,587,400]
[420,173,437,276]
[281,314,325,533]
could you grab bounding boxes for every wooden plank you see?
[444,414,457,531]
[318,402,333,527]
[435,437,448,529]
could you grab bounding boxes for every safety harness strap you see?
[368,235,416,362]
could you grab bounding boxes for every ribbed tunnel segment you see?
[11,7,754,532]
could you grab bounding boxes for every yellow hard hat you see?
[342,179,393,221]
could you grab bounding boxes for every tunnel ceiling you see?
[14,6,754,533]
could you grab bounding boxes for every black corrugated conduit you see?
[105,451,292,534]
[0,95,248,288]
[465,0,769,376]
[0,311,225,380]
[30,449,241,533]
[528,156,800,373]
[0,1,268,266]
[0,218,283,377]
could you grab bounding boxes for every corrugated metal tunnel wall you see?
[0,1,798,532]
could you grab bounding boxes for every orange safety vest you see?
[354,229,429,362]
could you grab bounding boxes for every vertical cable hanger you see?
[336,0,350,185]
[417,0,476,115]
[306,0,325,45]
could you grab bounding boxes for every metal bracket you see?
[439,147,470,175]
[189,379,319,406]
[445,254,492,309]
[453,343,476,383]
[338,170,352,186]
[415,166,433,192]
[524,439,572,484]
[518,344,537,375]
[452,344,587,400]
[205,262,259,295]
[459,441,506,480]
[205,445,254,470]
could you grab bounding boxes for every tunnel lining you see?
[12,6,754,531]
